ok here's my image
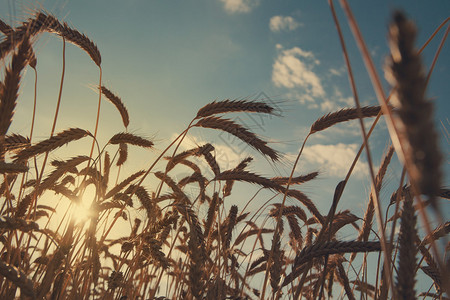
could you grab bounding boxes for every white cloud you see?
[301,143,368,178]
[329,68,343,76]
[320,99,336,112]
[220,0,260,13]
[269,16,300,32]
[272,46,325,99]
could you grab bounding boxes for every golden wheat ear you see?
[101,86,129,128]
[0,35,33,137]
[13,128,90,161]
[194,116,280,161]
[310,105,381,134]
[195,98,279,119]
[108,132,153,148]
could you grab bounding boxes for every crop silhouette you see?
[0,3,448,299]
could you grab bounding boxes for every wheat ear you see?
[109,132,153,148]
[395,188,418,299]
[0,161,28,174]
[0,260,36,299]
[13,128,90,161]
[272,171,319,185]
[194,116,280,161]
[283,241,381,286]
[0,11,101,66]
[195,99,277,119]
[386,11,442,206]
[310,106,381,134]
[101,86,129,128]
[0,35,32,136]
[3,134,30,152]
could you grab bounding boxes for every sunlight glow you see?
[70,185,97,225]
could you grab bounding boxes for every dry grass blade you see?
[101,86,129,128]
[109,132,153,148]
[13,128,90,161]
[0,260,36,299]
[310,106,381,134]
[194,116,280,161]
[195,99,277,119]
[385,11,442,205]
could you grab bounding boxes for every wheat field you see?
[0,2,448,300]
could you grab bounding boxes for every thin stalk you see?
[260,134,309,299]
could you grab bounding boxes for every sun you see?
[70,185,97,225]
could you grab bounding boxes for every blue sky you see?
[2,0,449,229]
[1,0,449,295]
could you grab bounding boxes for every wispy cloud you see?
[220,0,260,14]
[300,143,368,178]
[269,16,301,32]
[329,67,345,76]
[320,87,353,111]
[272,45,324,101]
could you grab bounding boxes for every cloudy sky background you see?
[1,0,449,242]
[1,0,449,294]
